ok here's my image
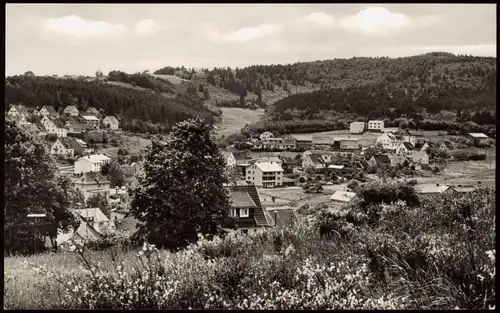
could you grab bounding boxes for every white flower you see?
[69,245,76,252]
[477,274,485,282]
[138,251,144,257]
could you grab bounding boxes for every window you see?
[240,208,249,217]
[230,209,237,217]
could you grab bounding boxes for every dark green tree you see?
[4,120,79,254]
[130,117,232,249]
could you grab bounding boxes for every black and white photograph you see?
[4,3,496,309]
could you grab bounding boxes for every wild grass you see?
[4,185,495,309]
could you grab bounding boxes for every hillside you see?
[4,75,219,134]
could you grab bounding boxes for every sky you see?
[5,4,497,77]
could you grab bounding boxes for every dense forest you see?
[4,75,219,134]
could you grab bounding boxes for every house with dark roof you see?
[468,133,489,146]
[39,105,58,118]
[7,104,29,118]
[72,172,111,201]
[395,142,416,155]
[63,105,80,116]
[226,185,273,232]
[84,107,100,117]
[66,116,87,133]
[370,154,391,167]
[439,141,454,151]
[72,138,93,156]
[50,137,76,157]
[279,156,301,173]
[41,116,68,137]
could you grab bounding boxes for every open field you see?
[152,74,188,84]
[99,135,152,158]
[215,107,265,139]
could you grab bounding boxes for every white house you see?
[402,130,425,147]
[415,184,455,196]
[39,105,58,117]
[41,116,68,137]
[245,161,284,188]
[339,138,360,150]
[63,105,79,116]
[222,151,237,168]
[75,208,111,235]
[367,120,384,132]
[259,131,274,141]
[50,137,75,157]
[103,116,120,130]
[72,172,111,201]
[395,142,416,155]
[7,104,29,118]
[376,132,402,151]
[349,122,365,134]
[468,133,489,146]
[74,154,111,174]
[81,115,100,130]
[410,151,430,169]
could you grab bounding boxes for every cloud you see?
[339,7,410,34]
[203,23,281,42]
[43,15,128,39]
[299,12,335,27]
[134,19,166,36]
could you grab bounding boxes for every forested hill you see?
[4,75,219,134]
[219,53,496,136]
[154,52,496,109]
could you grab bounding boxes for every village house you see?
[63,105,80,116]
[65,116,87,134]
[388,154,408,167]
[415,184,456,196]
[222,151,237,168]
[449,185,477,194]
[103,116,120,130]
[312,136,334,150]
[50,137,75,157]
[72,172,111,201]
[410,151,430,170]
[44,207,111,249]
[279,156,300,173]
[349,122,365,134]
[415,141,436,153]
[84,107,100,117]
[395,142,416,156]
[290,134,313,151]
[370,154,392,167]
[468,133,489,147]
[330,190,356,208]
[74,154,111,174]
[367,120,384,132]
[226,185,273,233]
[39,105,58,118]
[302,153,326,170]
[401,129,425,147]
[381,127,399,133]
[259,131,274,141]
[249,156,283,168]
[81,115,100,130]
[72,138,93,156]
[7,104,29,118]
[41,116,68,137]
[339,138,360,150]
[376,132,403,151]
[245,161,284,188]
[439,141,454,152]
[10,115,31,127]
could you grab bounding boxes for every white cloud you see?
[339,7,410,34]
[134,19,165,36]
[43,15,128,39]
[300,12,335,27]
[203,23,281,42]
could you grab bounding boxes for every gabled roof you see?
[328,164,345,169]
[254,161,283,172]
[49,117,66,128]
[307,154,324,164]
[312,136,334,145]
[221,151,234,158]
[85,107,99,114]
[35,123,47,131]
[42,106,57,115]
[9,116,21,123]
[76,208,109,223]
[74,138,88,147]
[249,156,282,164]
[406,130,425,136]
[104,115,119,124]
[57,137,76,149]
[440,141,454,149]
[330,191,356,203]
[338,137,360,142]
[230,190,258,208]
[227,185,271,227]
[21,123,41,133]
[64,105,79,112]
[400,142,415,150]
[412,151,428,162]
[11,105,29,115]
[280,156,300,165]
[373,154,391,164]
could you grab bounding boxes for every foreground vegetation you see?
[5,184,495,309]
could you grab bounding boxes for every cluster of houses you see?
[7,104,121,139]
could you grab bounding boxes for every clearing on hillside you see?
[216,107,265,139]
[152,74,188,85]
